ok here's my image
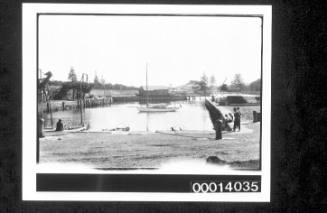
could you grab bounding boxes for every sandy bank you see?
[40,122,260,170]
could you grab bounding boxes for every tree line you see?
[49,68,138,92]
[47,68,260,100]
[47,67,139,100]
[191,73,261,95]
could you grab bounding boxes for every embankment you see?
[40,122,260,170]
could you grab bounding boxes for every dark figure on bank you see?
[38,116,44,138]
[56,119,64,131]
[233,107,241,132]
[222,114,233,131]
[214,119,222,140]
[237,107,241,128]
[224,114,233,123]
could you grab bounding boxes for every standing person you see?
[56,119,64,131]
[237,107,241,131]
[233,107,241,132]
[214,119,222,140]
[38,116,44,138]
[233,107,238,131]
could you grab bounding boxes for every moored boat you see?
[138,104,179,112]
[138,63,179,113]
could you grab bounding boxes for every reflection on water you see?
[46,100,214,132]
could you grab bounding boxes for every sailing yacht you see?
[138,103,179,112]
[138,63,180,112]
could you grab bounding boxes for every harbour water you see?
[44,100,211,131]
[44,98,259,132]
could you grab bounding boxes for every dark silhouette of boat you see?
[204,99,232,131]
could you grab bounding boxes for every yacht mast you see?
[146,62,149,107]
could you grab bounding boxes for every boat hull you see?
[138,107,178,112]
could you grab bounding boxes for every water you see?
[46,100,215,132]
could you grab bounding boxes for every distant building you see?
[89,88,138,98]
[139,88,170,97]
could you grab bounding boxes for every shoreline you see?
[40,122,261,170]
[43,121,253,135]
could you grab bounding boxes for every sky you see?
[39,15,262,87]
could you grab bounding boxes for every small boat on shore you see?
[43,126,87,132]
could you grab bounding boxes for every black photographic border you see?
[11,1,318,212]
[4,0,325,211]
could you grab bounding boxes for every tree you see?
[220,83,229,92]
[100,76,106,97]
[199,73,209,96]
[209,75,216,86]
[248,78,261,92]
[230,74,245,92]
[209,75,216,93]
[68,67,77,99]
[68,67,77,82]
[100,76,105,85]
[94,74,100,85]
[139,86,145,96]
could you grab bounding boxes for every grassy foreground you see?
[40,121,260,170]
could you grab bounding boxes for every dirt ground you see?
[40,121,260,170]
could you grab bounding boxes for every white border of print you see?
[22,3,271,202]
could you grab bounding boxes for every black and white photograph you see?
[22,4,271,201]
[4,0,327,211]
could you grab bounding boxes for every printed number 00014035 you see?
[191,181,260,193]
